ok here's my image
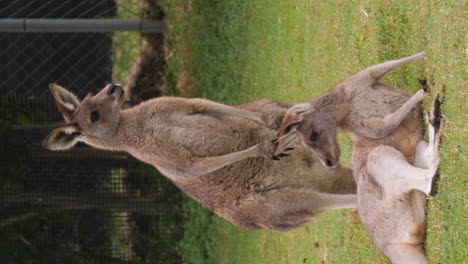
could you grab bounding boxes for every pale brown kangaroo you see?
[42,83,356,231]
[276,52,442,263]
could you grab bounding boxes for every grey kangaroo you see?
[42,84,356,231]
[275,52,442,263]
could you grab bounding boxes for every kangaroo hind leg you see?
[249,188,356,232]
[367,145,435,196]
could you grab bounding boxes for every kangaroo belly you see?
[357,181,425,248]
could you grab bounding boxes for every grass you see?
[161,0,466,263]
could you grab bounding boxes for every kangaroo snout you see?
[325,159,336,167]
[312,149,338,168]
[107,84,123,96]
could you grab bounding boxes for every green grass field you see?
[161,0,466,263]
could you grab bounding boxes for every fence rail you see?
[0,18,167,32]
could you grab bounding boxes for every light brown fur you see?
[43,84,357,232]
[277,52,441,262]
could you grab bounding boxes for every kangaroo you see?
[42,83,357,231]
[275,52,442,263]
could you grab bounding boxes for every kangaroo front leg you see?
[157,139,276,179]
[189,98,266,124]
[379,88,428,133]
[350,89,427,139]
[354,52,426,86]
[188,143,265,177]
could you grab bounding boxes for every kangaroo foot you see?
[428,93,444,133]
[255,139,294,160]
[425,94,444,189]
[418,78,431,93]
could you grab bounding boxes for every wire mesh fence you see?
[0,1,182,263]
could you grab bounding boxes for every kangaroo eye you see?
[90,111,100,123]
[310,131,319,142]
[284,124,295,134]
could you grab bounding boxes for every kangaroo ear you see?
[43,125,81,151]
[277,103,312,136]
[49,83,80,123]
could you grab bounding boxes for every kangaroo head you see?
[43,83,124,151]
[277,102,340,168]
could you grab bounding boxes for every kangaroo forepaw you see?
[269,141,294,161]
[418,78,430,93]
[256,139,289,160]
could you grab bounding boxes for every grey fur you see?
[43,83,357,231]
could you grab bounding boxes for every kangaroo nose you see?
[325,159,336,167]
[107,84,122,96]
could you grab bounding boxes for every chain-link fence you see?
[0,1,183,263]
